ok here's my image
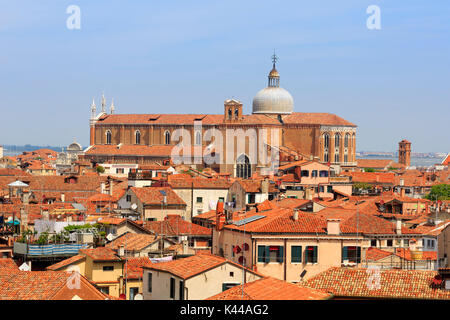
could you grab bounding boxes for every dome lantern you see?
[252,54,294,115]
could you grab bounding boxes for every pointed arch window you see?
[334,133,340,163]
[236,154,251,179]
[195,131,202,146]
[335,133,340,148]
[324,133,330,149]
[106,130,112,145]
[323,133,330,163]
[135,130,141,145]
[345,133,350,148]
[164,131,170,145]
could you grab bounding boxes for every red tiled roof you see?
[145,253,259,280]
[341,172,395,184]
[0,270,106,300]
[124,257,153,280]
[306,267,450,299]
[131,186,186,206]
[283,113,356,127]
[46,255,86,271]
[79,247,122,262]
[207,277,332,300]
[366,247,393,261]
[168,176,231,189]
[106,233,158,251]
[357,159,405,170]
[0,258,19,270]
[144,215,211,236]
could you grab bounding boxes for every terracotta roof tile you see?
[131,186,186,206]
[46,255,86,271]
[145,253,258,280]
[79,247,122,262]
[106,233,157,251]
[207,277,332,300]
[144,215,211,236]
[306,267,450,299]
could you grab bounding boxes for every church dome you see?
[252,57,294,115]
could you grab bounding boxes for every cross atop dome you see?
[271,51,278,68]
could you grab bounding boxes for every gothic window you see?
[335,133,340,148]
[234,108,239,118]
[228,108,232,119]
[236,154,251,179]
[106,130,112,145]
[324,133,330,148]
[135,130,141,145]
[195,131,201,146]
[323,133,330,163]
[345,133,349,148]
[164,131,170,145]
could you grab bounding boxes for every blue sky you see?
[0,0,449,152]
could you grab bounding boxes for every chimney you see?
[400,178,404,186]
[292,209,299,221]
[396,220,402,235]
[20,207,28,230]
[327,219,341,235]
[101,182,106,194]
[118,245,125,256]
[400,188,405,198]
[215,201,226,231]
[109,180,114,196]
[61,193,65,203]
[261,177,269,195]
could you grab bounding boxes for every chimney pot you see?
[327,219,341,235]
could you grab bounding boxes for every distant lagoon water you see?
[356,155,445,167]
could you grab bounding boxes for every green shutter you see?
[291,246,302,263]
[313,246,318,263]
[342,247,348,262]
[265,246,270,263]
[357,247,361,263]
[277,246,284,263]
[257,246,265,263]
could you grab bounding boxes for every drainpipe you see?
[284,238,287,281]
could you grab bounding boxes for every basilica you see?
[83,57,357,177]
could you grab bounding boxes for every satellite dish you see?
[106,233,114,241]
[131,203,137,210]
[134,294,143,300]
[19,263,31,271]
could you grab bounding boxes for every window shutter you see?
[342,247,348,262]
[257,246,265,263]
[304,247,309,263]
[313,246,318,263]
[357,247,361,263]
[264,246,270,263]
[277,246,284,263]
[292,246,302,263]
